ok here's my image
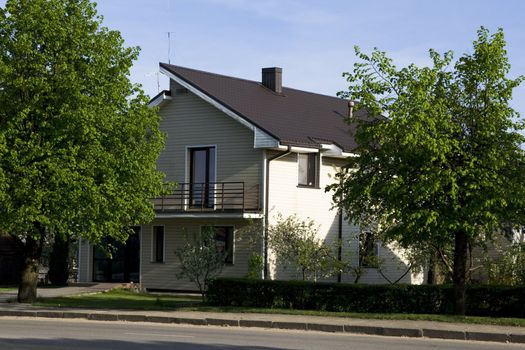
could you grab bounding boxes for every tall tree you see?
[0,0,165,302]
[328,28,525,315]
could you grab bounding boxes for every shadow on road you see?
[0,338,295,350]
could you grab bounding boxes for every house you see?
[77,64,423,290]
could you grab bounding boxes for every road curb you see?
[422,328,466,340]
[466,331,510,343]
[0,309,523,344]
[307,323,344,333]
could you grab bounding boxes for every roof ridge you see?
[161,63,348,102]
[160,63,264,87]
[282,86,346,102]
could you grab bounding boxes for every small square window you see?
[298,153,317,187]
[153,226,164,263]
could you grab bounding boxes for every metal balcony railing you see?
[154,182,260,213]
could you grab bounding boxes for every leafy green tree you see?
[483,239,525,285]
[328,28,525,314]
[268,214,342,281]
[0,0,165,302]
[175,227,227,299]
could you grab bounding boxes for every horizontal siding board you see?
[140,218,262,291]
[268,153,421,284]
[158,85,262,188]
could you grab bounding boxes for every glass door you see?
[92,227,140,282]
[190,147,215,208]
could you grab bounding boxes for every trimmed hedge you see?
[207,278,525,317]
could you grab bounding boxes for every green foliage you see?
[174,227,226,298]
[328,28,525,313]
[207,278,525,317]
[484,242,525,285]
[0,0,165,302]
[0,0,165,243]
[246,253,263,279]
[268,214,342,281]
[235,219,264,276]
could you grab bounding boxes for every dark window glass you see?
[154,226,164,263]
[298,153,317,187]
[190,147,216,207]
[92,227,140,283]
[211,226,234,264]
[359,232,378,267]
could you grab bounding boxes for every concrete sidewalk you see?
[0,302,524,345]
[0,283,120,303]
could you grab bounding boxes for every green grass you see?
[0,287,16,293]
[35,288,202,310]
[35,288,525,327]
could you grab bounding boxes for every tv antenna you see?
[167,32,175,64]
[145,71,160,93]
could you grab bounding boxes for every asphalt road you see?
[0,317,523,350]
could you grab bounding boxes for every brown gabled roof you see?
[160,63,365,152]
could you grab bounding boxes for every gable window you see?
[298,153,318,187]
[359,231,378,268]
[153,226,165,263]
[206,226,234,264]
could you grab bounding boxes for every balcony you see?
[154,182,261,215]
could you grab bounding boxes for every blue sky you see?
[92,0,525,114]
[4,0,525,113]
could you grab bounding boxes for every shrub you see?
[207,278,525,317]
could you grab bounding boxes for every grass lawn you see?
[0,287,16,293]
[35,288,525,327]
[35,288,202,310]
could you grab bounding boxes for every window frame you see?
[201,225,235,265]
[187,145,217,208]
[297,152,319,188]
[152,225,165,263]
[358,231,379,268]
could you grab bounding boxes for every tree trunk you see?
[17,224,45,303]
[427,252,437,285]
[453,230,468,315]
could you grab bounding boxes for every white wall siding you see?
[267,152,423,284]
[77,238,92,283]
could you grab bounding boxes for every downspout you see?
[337,101,353,283]
[337,204,343,283]
[263,146,292,279]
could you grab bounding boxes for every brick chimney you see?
[262,67,282,93]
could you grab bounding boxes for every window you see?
[298,153,318,187]
[210,226,234,264]
[189,147,216,208]
[153,226,164,263]
[359,232,378,267]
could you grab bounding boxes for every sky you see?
[3,0,525,113]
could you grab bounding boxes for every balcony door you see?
[190,147,216,208]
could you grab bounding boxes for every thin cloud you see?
[200,0,342,25]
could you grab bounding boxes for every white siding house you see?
[77,64,423,289]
